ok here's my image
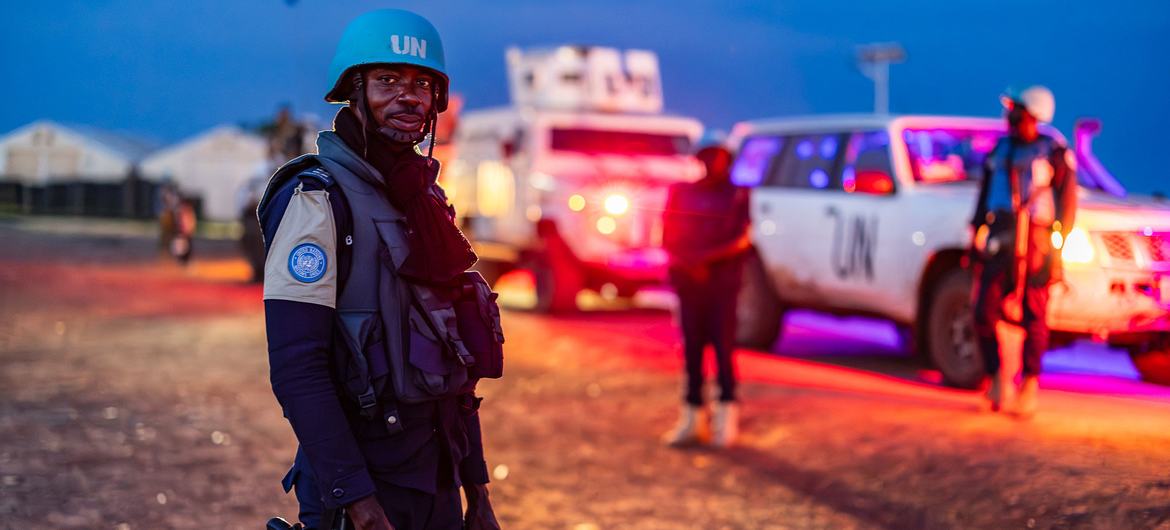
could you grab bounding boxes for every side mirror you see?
[853,170,895,195]
[1075,117,1102,136]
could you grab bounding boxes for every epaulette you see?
[259,154,324,211]
[296,166,335,188]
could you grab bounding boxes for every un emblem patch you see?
[288,243,327,283]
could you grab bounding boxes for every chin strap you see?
[352,71,372,159]
[423,85,439,165]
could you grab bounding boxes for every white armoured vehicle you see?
[729,115,1170,388]
[443,46,702,311]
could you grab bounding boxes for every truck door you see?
[737,132,848,307]
[814,129,905,314]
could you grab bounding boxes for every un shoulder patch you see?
[288,243,328,283]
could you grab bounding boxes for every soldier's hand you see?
[347,494,395,530]
[464,483,501,530]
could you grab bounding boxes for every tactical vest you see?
[985,135,1062,225]
[262,132,472,432]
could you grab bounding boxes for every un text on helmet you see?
[390,36,427,59]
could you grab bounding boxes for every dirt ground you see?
[2,220,1170,530]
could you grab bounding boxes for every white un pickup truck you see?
[729,114,1170,388]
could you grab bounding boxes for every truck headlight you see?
[1062,227,1095,264]
[596,216,617,235]
[568,194,586,212]
[604,194,629,216]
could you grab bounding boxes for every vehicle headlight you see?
[596,216,617,235]
[603,194,630,216]
[1061,227,1095,264]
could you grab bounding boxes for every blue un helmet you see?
[325,9,450,113]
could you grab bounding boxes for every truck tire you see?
[528,252,581,313]
[1128,336,1170,386]
[525,220,583,313]
[736,249,785,350]
[923,268,983,389]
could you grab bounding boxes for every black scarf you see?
[334,107,477,285]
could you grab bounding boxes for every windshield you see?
[902,128,1000,184]
[550,128,692,156]
[902,126,1117,193]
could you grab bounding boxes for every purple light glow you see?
[809,168,829,189]
[731,136,783,187]
[796,140,814,160]
[842,166,856,192]
[820,136,838,159]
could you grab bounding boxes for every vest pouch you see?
[406,309,468,398]
[454,271,505,380]
[335,309,390,413]
[375,219,468,404]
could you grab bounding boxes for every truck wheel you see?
[924,269,983,389]
[736,249,785,350]
[1129,336,1170,386]
[528,252,581,313]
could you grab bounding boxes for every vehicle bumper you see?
[580,247,669,285]
[1050,264,1170,338]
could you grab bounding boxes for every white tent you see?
[0,120,157,185]
[141,125,269,221]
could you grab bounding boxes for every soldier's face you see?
[362,65,436,135]
[697,147,732,182]
[1007,104,1039,141]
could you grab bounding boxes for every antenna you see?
[857,43,906,115]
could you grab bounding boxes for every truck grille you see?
[1143,233,1170,263]
[1097,231,1170,266]
[1100,232,1134,261]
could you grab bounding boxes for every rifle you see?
[266,507,349,530]
[1004,142,1027,325]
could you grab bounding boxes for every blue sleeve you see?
[972,142,1000,228]
[260,179,375,508]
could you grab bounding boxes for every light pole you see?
[857,43,906,115]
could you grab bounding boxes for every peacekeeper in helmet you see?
[259,10,500,530]
[969,85,1078,417]
[660,138,752,448]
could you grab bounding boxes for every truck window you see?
[903,128,1001,184]
[731,136,785,187]
[842,130,894,192]
[769,133,847,190]
[550,128,691,156]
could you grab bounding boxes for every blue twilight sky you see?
[3,0,1168,193]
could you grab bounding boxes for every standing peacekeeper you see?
[259,10,502,530]
[970,85,1077,416]
[661,142,752,448]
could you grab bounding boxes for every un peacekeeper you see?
[970,85,1077,417]
[258,10,500,530]
[660,141,752,448]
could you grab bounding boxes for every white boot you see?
[984,371,1015,413]
[711,402,739,448]
[662,404,703,446]
[1013,376,1039,418]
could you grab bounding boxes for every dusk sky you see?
[5,0,1168,193]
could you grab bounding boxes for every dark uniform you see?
[971,134,1077,378]
[663,178,751,405]
[259,131,488,530]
